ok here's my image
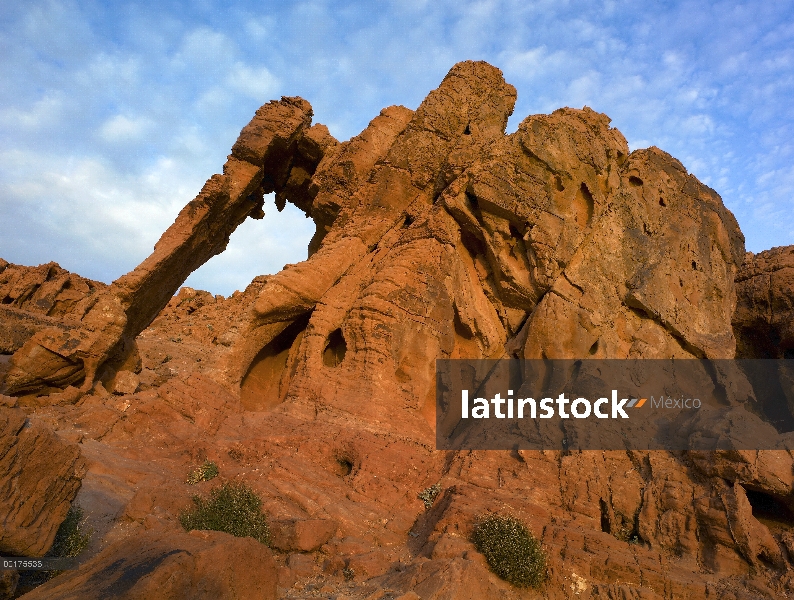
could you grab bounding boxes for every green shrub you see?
[186,460,219,485]
[471,514,546,588]
[418,483,441,509]
[179,481,270,545]
[51,505,93,558]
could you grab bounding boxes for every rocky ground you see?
[2,61,794,599]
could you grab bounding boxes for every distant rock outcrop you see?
[3,61,794,599]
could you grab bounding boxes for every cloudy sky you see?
[1,1,792,295]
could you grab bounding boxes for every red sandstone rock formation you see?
[4,97,332,397]
[0,260,104,354]
[18,530,278,600]
[3,61,794,599]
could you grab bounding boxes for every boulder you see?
[0,260,102,354]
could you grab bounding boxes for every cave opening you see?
[745,487,794,530]
[239,313,311,411]
[323,328,347,367]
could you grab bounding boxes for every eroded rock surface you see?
[3,61,794,599]
[0,260,104,354]
[0,406,85,556]
[734,245,794,359]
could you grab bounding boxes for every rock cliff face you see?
[734,245,794,360]
[2,61,794,599]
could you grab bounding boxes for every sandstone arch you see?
[5,97,336,396]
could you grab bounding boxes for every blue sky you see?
[1,1,793,295]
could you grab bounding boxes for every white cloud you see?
[98,114,154,143]
[173,27,236,74]
[225,63,280,100]
[0,94,63,131]
[244,17,275,40]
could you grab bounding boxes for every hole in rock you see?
[403,214,414,228]
[692,261,697,270]
[240,313,310,411]
[453,305,473,340]
[589,340,599,355]
[509,223,524,242]
[460,228,486,262]
[599,499,611,533]
[463,123,471,135]
[659,198,666,207]
[183,194,314,296]
[1,297,12,304]
[323,328,347,367]
[336,457,354,476]
[745,488,794,530]
[465,191,480,212]
[629,176,643,187]
[554,175,565,191]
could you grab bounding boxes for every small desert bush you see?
[418,483,441,509]
[186,460,219,485]
[471,514,546,588]
[179,481,270,545]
